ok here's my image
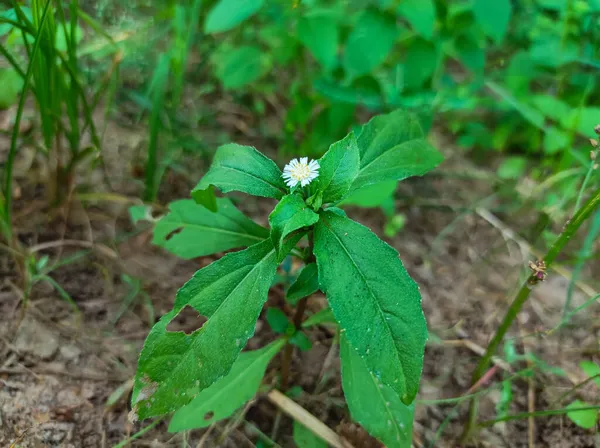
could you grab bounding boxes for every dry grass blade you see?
[267,390,355,448]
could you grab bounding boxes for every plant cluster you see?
[129,110,443,446]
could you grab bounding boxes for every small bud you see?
[594,163,599,170]
[595,124,600,135]
[592,151,597,161]
[591,139,599,148]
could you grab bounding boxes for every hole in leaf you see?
[204,411,214,421]
[150,208,162,219]
[165,227,184,241]
[166,305,207,335]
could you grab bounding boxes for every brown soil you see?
[0,111,598,447]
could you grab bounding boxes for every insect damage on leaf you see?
[129,374,158,423]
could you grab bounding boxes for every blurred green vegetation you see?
[1,0,599,235]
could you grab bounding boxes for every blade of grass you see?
[2,0,52,241]
[480,405,600,427]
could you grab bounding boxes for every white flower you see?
[282,157,320,188]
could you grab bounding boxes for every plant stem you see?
[280,297,308,391]
[280,231,315,390]
[462,186,600,440]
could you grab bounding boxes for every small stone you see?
[59,345,81,361]
[14,316,59,359]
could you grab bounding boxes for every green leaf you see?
[453,32,486,76]
[543,128,569,154]
[397,0,436,40]
[153,198,268,259]
[293,420,327,448]
[561,108,600,138]
[314,211,427,403]
[402,39,438,90]
[0,68,23,109]
[340,180,397,208]
[580,361,600,388]
[497,157,527,180]
[536,0,566,11]
[302,307,336,328]
[485,81,545,129]
[169,339,285,431]
[192,144,286,211]
[213,45,271,90]
[204,0,264,34]
[531,95,570,122]
[297,12,338,71]
[473,0,512,44]
[129,205,153,225]
[287,263,319,305]
[266,308,292,334]
[313,132,360,204]
[289,331,312,351]
[343,9,396,78]
[340,335,414,447]
[269,194,319,257]
[566,400,598,429]
[131,239,281,420]
[350,110,443,192]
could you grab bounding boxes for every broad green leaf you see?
[269,194,319,257]
[340,335,414,447]
[529,38,578,68]
[192,144,287,211]
[302,307,336,328]
[313,132,360,204]
[293,420,327,448]
[153,198,268,259]
[287,263,319,305]
[55,23,84,53]
[397,0,436,40]
[131,239,281,420]
[351,110,443,192]
[213,45,271,90]
[453,32,486,76]
[169,339,285,431]
[289,331,312,351]
[204,0,264,34]
[314,211,427,403]
[340,180,397,208]
[343,9,397,77]
[580,361,600,388]
[566,400,598,429]
[266,308,292,334]
[297,13,338,70]
[473,0,512,44]
[561,108,600,138]
[0,68,23,109]
[497,157,527,180]
[402,39,438,90]
[536,0,566,10]
[543,128,569,154]
[531,95,570,122]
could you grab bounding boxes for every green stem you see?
[462,186,600,440]
[480,405,600,427]
[280,231,315,390]
[2,0,52,242]
[113,418,162,448]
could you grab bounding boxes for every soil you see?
[0,108,598,448]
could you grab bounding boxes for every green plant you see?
[0,0,118,242]
[461,126,600,440]
[129,110,443,446]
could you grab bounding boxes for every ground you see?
[0,108,598,447]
